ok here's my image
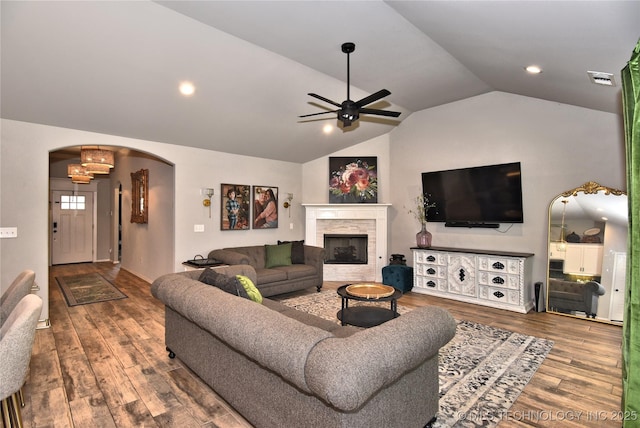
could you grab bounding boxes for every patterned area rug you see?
[277,290,553,427]
[56,273,127,307]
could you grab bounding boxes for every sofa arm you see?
[208,249,251,266]
[305,306,456,411]
[584,281,606,296]
[303,245,325,271]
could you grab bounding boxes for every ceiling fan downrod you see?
[342,42,355,102]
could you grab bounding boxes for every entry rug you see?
[277,290,553,428]
[56,273,127,307]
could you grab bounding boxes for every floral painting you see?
[221,184,250,230]
[329,157,378,203]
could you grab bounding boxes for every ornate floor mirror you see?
[546,181,627,324]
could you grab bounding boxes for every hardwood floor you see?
[22,262,622,427]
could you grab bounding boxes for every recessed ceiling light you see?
[179,81,195,96]
[323,124,333,134]
[525,65,542,74]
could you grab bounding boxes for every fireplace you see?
[324,234,368,264]
[303,204,390,282]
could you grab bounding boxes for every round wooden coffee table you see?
[336,284,402,328]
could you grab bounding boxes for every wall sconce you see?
[283,193,294,217]
[203,188,215,218]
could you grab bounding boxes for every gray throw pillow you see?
[278,240,305,264]
[199,268,249,299]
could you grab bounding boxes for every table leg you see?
[391,299,398,318]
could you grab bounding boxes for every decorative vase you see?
[416,223,432,248]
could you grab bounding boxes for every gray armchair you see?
[548,279,605,318]
[0,294,43,427]
[1,270,35,328]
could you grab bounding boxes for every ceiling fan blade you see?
[299,110,338,118]
[354,89,391,107]
[359,108,401,118]
[308,93,342,108]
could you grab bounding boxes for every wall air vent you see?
[587,71,616,86]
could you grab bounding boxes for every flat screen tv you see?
[421,162,524,228]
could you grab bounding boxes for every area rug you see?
[277,290,554,427]
[56,273,127,307]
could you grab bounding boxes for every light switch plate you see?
[194,224,205,232]
[0,227,18,238]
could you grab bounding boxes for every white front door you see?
[51,191,94,265]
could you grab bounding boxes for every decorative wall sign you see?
[220,183,250,230]
[329,157,378,203]
[253,186,278,229]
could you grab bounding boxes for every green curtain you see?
[622,39,640,427]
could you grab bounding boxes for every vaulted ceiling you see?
[2,1,638,163]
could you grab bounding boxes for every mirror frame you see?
[559,180,625,198]
[131,169,149,224]
[546,181,627,324]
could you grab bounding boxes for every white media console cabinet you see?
[412,247,535,313]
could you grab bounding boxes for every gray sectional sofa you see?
[151,265,457,428]
[208,242,324,297]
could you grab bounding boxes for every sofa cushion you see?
[278,240,305,264]
[265,243,292,268]
[236,275,262,304]
[273,264,317,280]
[199,268,249,299]
[254,268,288,284]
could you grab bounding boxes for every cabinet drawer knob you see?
[493,291,505,299]
[492,276,505,284]
[427,268,436,275]
[427,255,436,262]
[426,280,436,288]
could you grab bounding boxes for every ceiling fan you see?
[299,42,401,127]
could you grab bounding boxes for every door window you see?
[60,195,86,210]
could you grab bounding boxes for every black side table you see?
[336,284,402,328]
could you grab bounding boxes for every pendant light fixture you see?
[67,164,94,184]
[81,147,114,174]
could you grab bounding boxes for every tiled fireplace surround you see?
[303,204,390,283]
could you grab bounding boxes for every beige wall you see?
[303,91,626,286]
[1,91,626,323]
[1,119,304,324]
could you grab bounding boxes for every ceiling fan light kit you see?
[300,42,401,127]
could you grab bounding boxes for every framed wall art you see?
[220,183,250,230]
[131,169,149,223]
[253,186,278,229]
[329,157,378,203]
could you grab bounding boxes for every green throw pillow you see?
[265,243,292,268]
[236,275,262,304]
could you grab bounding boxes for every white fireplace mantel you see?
[303,204,391,282]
